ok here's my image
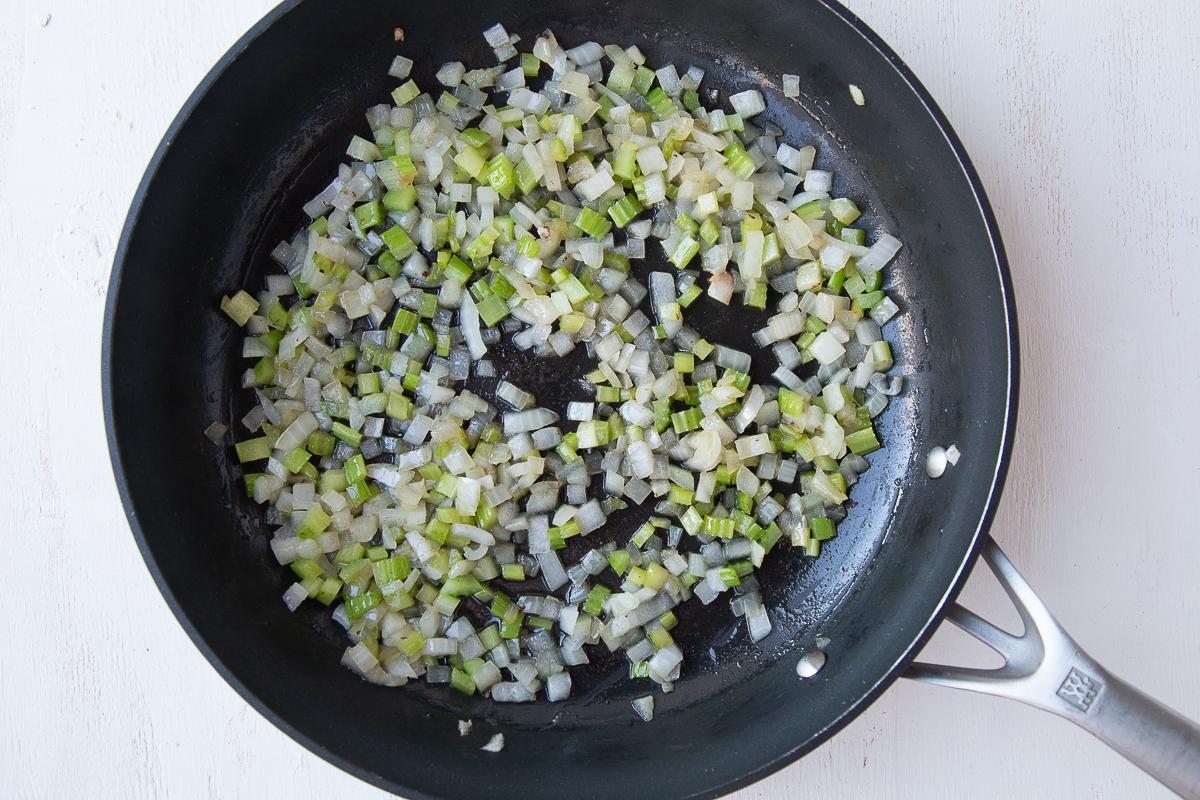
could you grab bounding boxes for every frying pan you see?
[101,0,1200,797]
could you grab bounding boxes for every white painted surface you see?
[3,1,1198,798]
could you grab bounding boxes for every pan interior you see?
[104,1,1014,799]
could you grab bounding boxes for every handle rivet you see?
[796,649,827,679]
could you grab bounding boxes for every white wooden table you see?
[4,0,1198,797]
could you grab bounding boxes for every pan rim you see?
[101,0,1019,797]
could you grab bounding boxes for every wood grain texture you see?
[3,1,1197,798]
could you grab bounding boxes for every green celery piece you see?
[290,558,323,582]
[345,454,367,484]
[646,87,676,118]
[670,236,699,269]
[454,146,488,179]
[794,200,823,220]
[386,392,412,421]
[331,422,362,447]
[514,159,538,194]
[845,426,882,455]
[827,269,846,294]
[353,200,385,230]
[235,437,271,463]
[373,556,410,585]
[744,281,768,308]
[859,289,886,309]
[450,668,476,696]
[575,206,612,239]
[382,225,415,259]
[297,505,331,539]
[632,65,656,95]
[474,294,510,326]
[391,80,419,106]
[282,447,310,473]
[583,585,610,616]
[842,227,867,246]
[613,141,638,181]
[383,185,417,212]
[334,543,365,564]
[811,517,837,541]
[607,64,635,95]
[346,480,373,505]
[486,154,516,199]
[516,235,540,258]
[723,141,755,179]
[442,575,486,597]
[608,193,643,228]
[829,197,862,225]
[398,630,425,655]
[315,577,343,605]
[457,127,491,149]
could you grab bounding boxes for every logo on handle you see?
[1057,667,1101,712]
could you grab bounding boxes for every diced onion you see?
[221,23,906,715]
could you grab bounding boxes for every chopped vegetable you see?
[204,421,228,444]
[632,695,655,722]
[221,24,905,714]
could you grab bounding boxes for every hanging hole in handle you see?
[917,612,1007,671]
[915,538,1025,672]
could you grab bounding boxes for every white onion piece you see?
[283,583,307,611]
[503,408,560,435]
[620,400,655,427]
[482,24,509,47]
[803,169,833,193]
[809,332,847,365]
[537,551,569,591]
[858,233,902,273]
[459,293,487,360]
[566,41,604,65]
[481,732,508,750]
[648,644,683,681]
[275,411,318,452]
[714,345,752,373]
[632,696,655,722]
[649,271,675,308]
[708,270,733,303]
[683,429,722,472]
[747,612,772,642]
[729,89,766,118]
[627,441,655,478]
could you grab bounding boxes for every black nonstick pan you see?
[101,0,1200,798]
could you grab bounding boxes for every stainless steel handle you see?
[906,536,1200,799]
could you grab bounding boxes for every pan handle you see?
[905,536,1200,800]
